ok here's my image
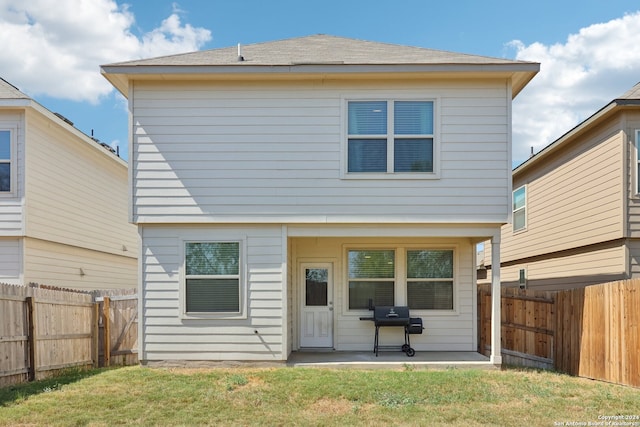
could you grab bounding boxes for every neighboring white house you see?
[0,78,138,289]
[101,35,539,364]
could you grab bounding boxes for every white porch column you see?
[490,233,502,365]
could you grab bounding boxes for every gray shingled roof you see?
[0,78,29,100]
[617,81,640,100]
[105,34,530,67]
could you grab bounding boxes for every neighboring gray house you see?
[101,35,539,364]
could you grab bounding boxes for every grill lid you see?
[373,306,410,326]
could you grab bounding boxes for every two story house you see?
[0,78,137,289]
[482,82,640,291]
[101,35,539,364]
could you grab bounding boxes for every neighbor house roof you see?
[101,34,539,97]
[0,78,127,166]
[514,81,640,176]
[0,78,29,100]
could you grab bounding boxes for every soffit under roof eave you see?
[101,62,539,98]
[0,99,32,108]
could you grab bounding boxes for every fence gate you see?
[96,292,138,367]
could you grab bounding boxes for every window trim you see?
[343,244,458,316]
[513,185,527,233]
[180,238,248,320]
[0,126,17,197]
[341,96,440,180]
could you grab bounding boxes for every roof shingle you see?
[0,78,29,100]
[104,34,532,67]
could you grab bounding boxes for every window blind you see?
[348,250,395,278]
[407,250,453,278]
[186,278,240,312]
[186,242,239,276]
[348,101,387,135]
[0,131,10,159]
[394,101,433,135]
[394,138,433,172]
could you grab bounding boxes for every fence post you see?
[26,296,36,381]
[103,296,111,367]
[92,302,100,368]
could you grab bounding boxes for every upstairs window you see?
[185,242,241,314]
[0,130,12,192]
[513,186,527,232]
[347,100,434,175]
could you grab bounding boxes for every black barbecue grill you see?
[360,305,424,357]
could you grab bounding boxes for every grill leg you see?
[405,327,411,348]
[374,326,379,356]
[404,327,415,357]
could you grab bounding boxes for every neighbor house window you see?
[0,130,12,192]
[406,250,454,310]
[348,249,395,309]
[513,185,526,232]
[347,100,434,174]
[185,242,241,313]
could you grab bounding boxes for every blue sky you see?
[2,0,640,164]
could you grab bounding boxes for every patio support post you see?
[490,233,502,365]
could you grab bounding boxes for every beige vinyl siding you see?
[0,237,22,284]
[291,236,476,352]
[132,80,510,224]
[500,121,624,263]
[23,237,136,289]
[141,225,286,362]
[498,243,626,290]
[0,110,24,235]
[24,109,137,257]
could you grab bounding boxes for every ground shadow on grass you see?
[500,363,580,381]
[0,367,110,407]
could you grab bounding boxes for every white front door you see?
[299,263,333,348]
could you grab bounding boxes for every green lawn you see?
[0,365,638,426]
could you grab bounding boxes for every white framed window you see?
[0,128,15,194]
[513,185,527,232]
[346,246,456,313]
[347,249,395,309]
[406,250,454,310]
[183,241,243,316]
[345,99,436,178]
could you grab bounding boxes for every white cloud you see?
[0,0,211,103]
[508,11,640,166]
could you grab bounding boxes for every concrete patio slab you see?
[287,351,495,370]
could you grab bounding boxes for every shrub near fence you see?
[0,283,137,388]
[478,279,640,388]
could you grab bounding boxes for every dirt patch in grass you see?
[305,397,354,416]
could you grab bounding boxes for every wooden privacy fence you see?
[0,284,138,387]
[478,279,640,387]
